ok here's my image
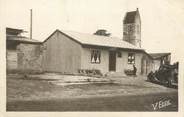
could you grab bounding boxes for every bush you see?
[78,69,103,76]
[124,69,134,76]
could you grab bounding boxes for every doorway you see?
[109,51,116,71]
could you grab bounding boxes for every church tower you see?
[123,8,141,48]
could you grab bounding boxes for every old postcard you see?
[0,0,184,117]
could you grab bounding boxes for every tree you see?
[94,29,111,36]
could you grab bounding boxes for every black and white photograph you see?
[0,0,184,115]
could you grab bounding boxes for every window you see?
[117,51,122,58]
[128,25,135,33]
[128,53,135,64]
[91,49,101,63]
[128,25,131,32]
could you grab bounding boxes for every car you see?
[147,62,178,87]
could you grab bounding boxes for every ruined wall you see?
[123,10,141,48]
[17,43,43,72]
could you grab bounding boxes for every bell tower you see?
[123,8,141,48]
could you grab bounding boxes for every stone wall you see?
[17,43,43,72]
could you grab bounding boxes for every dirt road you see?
[7,91,178,111]
[7,74,178,111]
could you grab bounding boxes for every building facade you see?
[42,30,153,75]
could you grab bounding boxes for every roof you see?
[7,35,41,44]
[123,8,139,24]
[44,29,143,51]
[6,27,24,36]
[149,53,171,59]
[124,11,136,24]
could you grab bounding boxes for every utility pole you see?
[30,9,32,39]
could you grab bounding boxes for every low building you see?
[6,27,43,72]
[149,53,171,71]
[42,29,153,75]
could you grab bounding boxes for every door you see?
[109,51,116,71]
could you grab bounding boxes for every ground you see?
[6,73,178,111]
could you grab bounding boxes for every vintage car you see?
[147,62,178,87]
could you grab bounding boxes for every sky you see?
[1,0,184,62]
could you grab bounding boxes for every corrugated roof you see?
[6,27,24,35]
[7,35,41,44]
[54,30,143,50]
[149,53,171,59]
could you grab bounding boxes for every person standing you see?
[133,64,137,76]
